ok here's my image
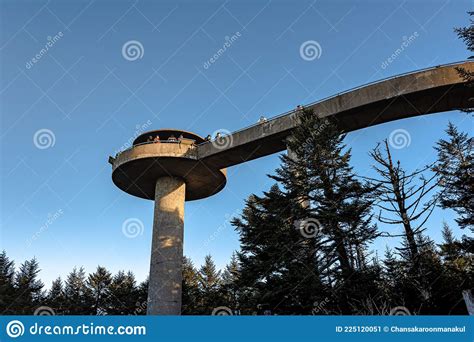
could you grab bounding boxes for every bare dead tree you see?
[368,140,439,260]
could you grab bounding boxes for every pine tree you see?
[108,271,138,315]
[221,252,241,312]
[64,267,91,315]
[380,248,402,296]
[198,255,223,314]
[182,257,200,314]
[272,110,378,312]
[47,277,65,314]
[434,123,473,230]
[439,223,462,262]
[437,222,474,314]
[134,278,148,315]
[454,11,474,112]
[87,266,112,315]
[0,251,16,314]
[12,258,44,314]
[233,184,326,314]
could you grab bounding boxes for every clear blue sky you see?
[1,0,472,287]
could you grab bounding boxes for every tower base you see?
[147,177,185,315]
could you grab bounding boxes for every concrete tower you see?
[110,129,226,315]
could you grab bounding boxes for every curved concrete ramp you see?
[199,61,473,170]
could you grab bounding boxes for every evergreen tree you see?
[272,110,378,312]
[134,278,148,315]
[87,266,112,315]
[108,271,138,315]
[437,223,474,314]
[380,248,403,300]
[233,185,325,314]
[198,255,223,314]
[47,277,65,314]
[221,252,241,312]
[12,258,44,314]
[64,267,91,315]
[0,251,16,314]
[182,257,200,315]
[434,123,473,230]
[439,223,463,262]
[454,11,474,112]
[232,110,379,314]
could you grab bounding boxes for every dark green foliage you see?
[46,277,66,314]
[87,266,112,315]
[454,12,474,112]
[232,184,326,314]
[197,255,224,314]
[182,257,200,315]
[108,271,138,315]
[454,12,474,113]
[271,110,378,313]
[0,251,16,314]
[434,123,473,230]
[63,267,92,315]
[133,278,148,315]
[11,258,44,314]
[221,252,241,311]
[273,111,378,281]
[0,257,148,316]
[377,230,473,315]
[455,11,474,57]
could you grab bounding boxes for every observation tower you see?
[110,129,226,315]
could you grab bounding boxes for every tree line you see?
[0,257,149,315]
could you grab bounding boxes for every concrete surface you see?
[112,141,227,201]
[198,61,473,170]
[147,177,186,315]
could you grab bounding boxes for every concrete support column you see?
[147,177,185,315]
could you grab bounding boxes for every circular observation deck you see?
[111,129,226,201]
